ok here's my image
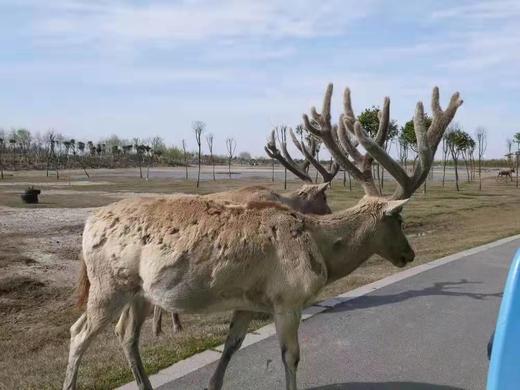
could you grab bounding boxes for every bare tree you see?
[45,131,59,179]
[475,127,487,191]
[225,137,236,179]
[193,121,205,188]
[181,139,189,180]
[206,133,215,181]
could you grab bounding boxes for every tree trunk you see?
[348,171,352,191]
[211,154,215,181]
[271,158,275,182]
[442,153,447,188]
[453,155,460,191]
[228,158,231,179]
[478,155,482,191]
[196,144,201,188]
[284,168,287,190]
[462,154,470,183]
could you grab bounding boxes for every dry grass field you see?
[1,167,519,389]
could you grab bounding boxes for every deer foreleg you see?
[274,310,302,390]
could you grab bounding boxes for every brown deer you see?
[63,84,462,390]
[152,182,332,335]
[497,168,515,181]
[152,127,340,335]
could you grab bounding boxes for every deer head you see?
[304,84,463,268]
[289,182,331,215]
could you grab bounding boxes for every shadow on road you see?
[332,278,502,313]
[309,382,464,389]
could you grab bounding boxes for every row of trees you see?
[0,127,248,181]
[1,118,516,192]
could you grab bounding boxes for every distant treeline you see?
[0,129,270,177]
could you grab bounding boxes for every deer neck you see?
[282,192,306,212]
[309,202,379,284]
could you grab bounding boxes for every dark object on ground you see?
[21,187,41,204]
[487,330,494,360]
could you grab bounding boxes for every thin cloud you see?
[27,0,377,47]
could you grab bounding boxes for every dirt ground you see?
[1,167,519,390]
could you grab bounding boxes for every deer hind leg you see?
[171,312,183,333]
[152,305,163,336]
[63,292,126,390]
[274,310,302,390]
[115,296,153,390]
[208,310,254,390]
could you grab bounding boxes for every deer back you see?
[82,195,327,312]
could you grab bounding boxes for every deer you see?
[152,132,339,336]
[63,84,462,390]
[497,168,514,181]
[152,181,333,335]
[151,122,340,335]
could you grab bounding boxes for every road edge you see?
[117,233,520,389]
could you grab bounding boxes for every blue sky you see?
[0,0,519,157]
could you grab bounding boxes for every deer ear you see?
[383,199,409,216]
[317,182,330,193]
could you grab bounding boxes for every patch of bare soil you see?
[1,176,520,389]
[0,206,91,389]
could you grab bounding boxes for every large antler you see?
[303,84,463,199]
[265,128,313,182]
[289,129,339,182]
[265,125,339,183]
[352,87,463,199]
[303,84,391,196]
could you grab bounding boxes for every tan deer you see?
[152,123,339,335]
[63,84,462,390]
[152,182,332,335]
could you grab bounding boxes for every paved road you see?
[158,239,519,390]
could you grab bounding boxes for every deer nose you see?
[405,248,415,262]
